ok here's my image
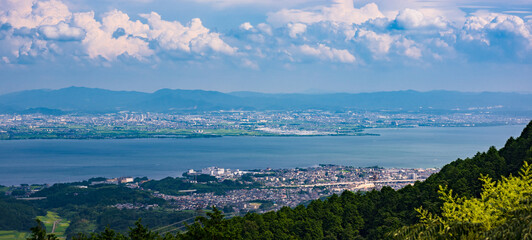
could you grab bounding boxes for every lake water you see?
[0,125,526,186]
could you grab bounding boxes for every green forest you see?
[4,121,532,240]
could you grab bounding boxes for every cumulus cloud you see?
[395,38,422,59]
[393,8,448,29]
[461,12,532,46]
[188,0,316,8]
[258,0,531,64]
[72,11,153,61]
[0,0,71,29]
[457,11,532,60]
[296,44,356,63]
[0,0,237,63]
[38,22,84,41]
[1,0,531,66]
[101,10,149,38]
[356,29,394,56]
[287,23,306,38]
[267,0,384,27]
[141,12,236,55]
[239,22,253,31]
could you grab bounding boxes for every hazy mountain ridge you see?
[1,87,531,113]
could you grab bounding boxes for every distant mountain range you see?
[0,87,531,113]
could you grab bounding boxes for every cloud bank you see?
[0,0,236,62]
[1,0,531,66]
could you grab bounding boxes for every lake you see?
[0,125,526,185]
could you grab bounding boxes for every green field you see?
[37,211,70,240]
[0,230,30,240]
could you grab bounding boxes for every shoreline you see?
[0,123,526,140]
[1,164,438,187]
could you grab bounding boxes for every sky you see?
[0,0,531,94]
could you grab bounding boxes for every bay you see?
[0,125,525,186]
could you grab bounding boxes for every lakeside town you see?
[5,165,439,214]
[154,165,438,212]
[0,110,529,139]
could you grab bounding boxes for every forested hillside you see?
[27,121,531,240]
[0,195,44,231]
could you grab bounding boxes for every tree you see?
[27,219,58,240]
[392,162,532,239]
[128,219,160,240]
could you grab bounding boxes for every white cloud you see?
[239,22,253,31]
[287,23,307,38]
[72,11,153,61]
[297,44,356,63]
[267,1,385,27]
[356,29,395,56]
[0,0,71,29]
[101,10,150,38]
[461,12,532,49]
[187,0,317,8]
[38,22,85,41]
[0,0,237,62]
[394,8,424,28]
[393,8,448,29]
[141,12,236,55]
[395,38,422,59]
[1,0,531,66]
[356,0,466,24]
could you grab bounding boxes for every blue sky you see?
[0,0,531,94]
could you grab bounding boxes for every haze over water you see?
[0,125,525,186]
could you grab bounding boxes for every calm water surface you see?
[0,125,525,185]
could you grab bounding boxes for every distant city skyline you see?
[1,0,531,94]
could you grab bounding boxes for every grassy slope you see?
[37,211,70,240]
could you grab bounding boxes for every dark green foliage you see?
[95,208,194,233]
[0,195,44,231]
[141,178,193,195]
[27,219,58,240]
[141,176,258,195]
[58,205,195,238]
[195,174,217,183]
[500,122,532,174]
[32,184,161,209]
[61,220,175,240]
[176,193,365,240]
[241,174,254,182]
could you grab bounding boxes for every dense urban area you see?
[4,165,438,214]
[0,110,528,139]
[154,165,439,212]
